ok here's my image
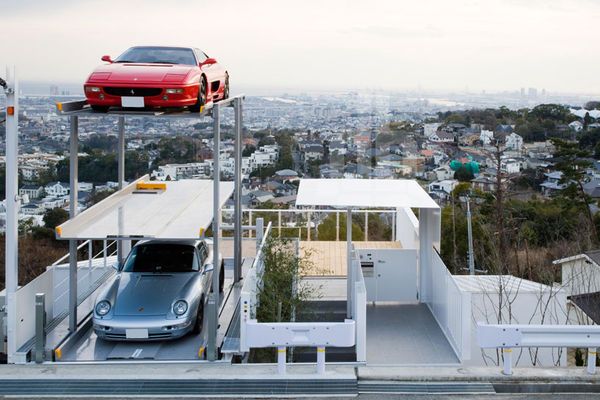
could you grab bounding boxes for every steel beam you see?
[117,117,130,263]
[346,208,353,318]
[207,103,221,361]
[233,97,243,282]
[68,115,79,333]
[4,67,19,363]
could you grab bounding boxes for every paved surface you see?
[366,304,460,365]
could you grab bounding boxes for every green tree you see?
[43,207,69,229]
[454,165,474,182]
[317,213,364,241]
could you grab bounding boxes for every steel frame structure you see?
[3,74,245,362]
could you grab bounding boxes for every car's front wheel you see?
[190,77,207,112]
[191,300,204,334]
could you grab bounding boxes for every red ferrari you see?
[84,46,229,112]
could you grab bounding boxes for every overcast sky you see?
[2,0,600,94]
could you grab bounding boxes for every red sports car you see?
[84,46,229,112]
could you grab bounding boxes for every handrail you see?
[51,239,91,266]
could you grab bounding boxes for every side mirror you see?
[113,262,120,271]
[201,58,217,66]
[203,263,214,274]
[101,55,113,63]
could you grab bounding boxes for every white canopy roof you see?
[295,179,439,209]
[57,176,234,240]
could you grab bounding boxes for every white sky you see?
[2,0,600,94]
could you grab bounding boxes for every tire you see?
[219,261,225,293]
[91,105,109,113]
[191,299,204,334]
[222,75,229,100]
[190,77,207,112]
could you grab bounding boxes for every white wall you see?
[395,207,419,249]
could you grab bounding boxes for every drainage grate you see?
[359,381,496,394]
[0,379,358,396]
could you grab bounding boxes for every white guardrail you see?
[478,323,600,375]
[240,219,357,374]
[429,249,472,361]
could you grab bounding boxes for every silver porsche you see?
[93,239,224,341]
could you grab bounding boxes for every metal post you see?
[249,211,253,238]
[68,115,79,333]
[278,210,282,238]
[234,97,243,283]
[336,212,340,241]
[502,348,513,375]
[88,241,93,286]
[307,211,311,241]
[0,307,6,355]
[587,348,597,375]
[4,67,19,363]
[256,218,264,250]
[364,212,368,241]
[277,346,286,375]
[117,117,130,263]
[34,293,46,363]
[317,346,326,374]
[346,208,353,318]
[392,211,396,241]
[466,196,475,275]
[103,239,107,269]
[208,103,220,361]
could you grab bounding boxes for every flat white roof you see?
[295,179,439,209]
[57,176,234,240]
[453,275,554,294]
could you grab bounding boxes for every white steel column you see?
[346,208,353,318]
[233,98,242,282]
[4,67,19,363]
[117,116,130,263]
[208,103,220,361]
[68,115,79,332]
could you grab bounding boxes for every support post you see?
[346,208,353,318]
[256,218,264,250]
[68,115,79,333]
[588,348,597,375]
[233,97,243,283]
[4,67,19,363]
[336,212,340,241]
[277,346,286,375]
[207,103,220,361]
[117,117,130,263]
[34,293,46,364]
[364,212,368,241]
[278,210,282,238]
[502,348,513,375]
[307,211,311,241]
[316,346,326,374]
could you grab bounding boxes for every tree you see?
[43,207,69,229]
[317,213,363,241]
[551,138,597,243]
[454,165,474,182]
[242,145,256,157]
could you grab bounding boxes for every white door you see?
[374,249,418,302]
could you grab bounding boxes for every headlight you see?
[166,88,184,94]
[96,300,111,316]
[173,300,188,316]
[86,86,101,92]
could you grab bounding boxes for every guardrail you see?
[222,208,400,242]
[478,323,600,375]
[429,249,471,361]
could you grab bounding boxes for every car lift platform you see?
[56,175,234,240]
[55,257,253,362]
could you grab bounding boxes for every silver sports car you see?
[93,239,224,341]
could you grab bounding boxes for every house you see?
[501,158,521,174]
[44,182,69,197]
[21,203,43,216]
[540,171,566,195]
[275,169,299,181]
[569,121,584,132]
[303,144,324,161]
[433,165,454,181]
[428,131,454,143]
[584,179,600,199]
[428,179,458,201]
[480,130,494,146]
[505,133,524,151]
[471,174,496,193]
[19,184,43,200]
[328,141,347,156]
[423,123,442,138]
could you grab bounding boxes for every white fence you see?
[352,251,367,362]
[428,249,472,361]
[478,323,600,375]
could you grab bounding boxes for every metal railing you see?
[478,323,600,375]
[222,208,398,241]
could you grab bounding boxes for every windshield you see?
[122,243,198,273]
[114,47,197,65]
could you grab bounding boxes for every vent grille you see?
[104,87,162,97]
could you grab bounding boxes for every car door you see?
[197,242,211,295]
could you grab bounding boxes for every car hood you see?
[113,272,196,316]
[87,63,196,84]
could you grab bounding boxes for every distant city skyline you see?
[3,0,600,95]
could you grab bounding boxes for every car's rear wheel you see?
[192,299,204,334]
[190,77,207,112]
[91,105,109,113]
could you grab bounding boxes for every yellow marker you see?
[198,346,205,358]
[199,228,205,237]
[503,348,512,353]
[55,226,62,237]
[55,348,62,360]
[278,348,286,353]
[56,102,63,112]
[317,348,326,353]
[136,182,167,191]
[199,106,204,113]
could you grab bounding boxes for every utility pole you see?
[466,195,475,275]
